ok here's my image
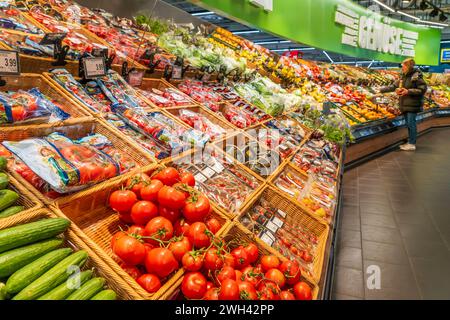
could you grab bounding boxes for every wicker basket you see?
[0,208,139,300]
[0,119,155,204]
[0,73,93,125]
[165,105,235,142]
[237,185,329,283]
[51,164,231,300]
[0,173,43,226]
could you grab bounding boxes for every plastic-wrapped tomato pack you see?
[177,80,223,112]
[137,87,192,108]
[173,153,260,213]
[176,108,227,141]
[100,71,148,109]
[240,198,319,279]
[0,88,70,124]
[2,132,137,194]
[265,117,307,144]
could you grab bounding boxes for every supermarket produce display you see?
[0,0,449,301]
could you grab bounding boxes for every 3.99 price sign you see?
[82,56,107,78]
[0,50,20,75]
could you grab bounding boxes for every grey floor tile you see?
[337,229,361,249]
[359,202,393,216]
[411,256,450,299]
[361,213,397,229]
[336,246,363,270]
[398,223,443,242]
[364,287,421,300]
[361,225,403,245]
[403,237,450,259]
[394,211,434,226]
[339,213,361,232]
[332,293,361,300]
[362,241,409,265]
[332,267,365,298]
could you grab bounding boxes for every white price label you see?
[277,209,287,218]
[211,162,224,173]
[83,57,106,78]
[128,70,144,87]
[172,65,182,79]
[271,216,284,228]
[202,167,216,178]
[194,173,207,183]
[259,232,274,247]
[265,220,279,234]
[0,50,20,75]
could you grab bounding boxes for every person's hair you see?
[402,58,415,66]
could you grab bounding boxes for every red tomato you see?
[260,255,280,272]
[279,290,296,300]
[231,246,249,270]
[119,263,142,280]
[140,179,163,202]
[240,266,262,286]
[137,274,161,293]
[238,281,257,300]
[159,205,181,224]
[279,260,301,285]
[127,225,145,237]
[265,268,286,288]
[113,235,146,265]
[143,217,174,246]
[205,218,221,235]
[118,213,134,224]
[302,251,313,263]
[11,106,26,121]
[203,287,219,300]
[222,253,236,268]
[203,248,224,271]
[81,163,103,182]
[145,248,179,278]
[126,173,151,197]
[130,201,158,226]
[181,251,203,272]
[217,266,236,284]
[168,236,192,261]
[174,218,190,236]
[257,281,280,300]
[110,231,127,251]
[218,279,239,300]
[157,186,186,210]
[103,163,117,179]
[153,167,180,186]
[187,222,211,249]
[206,281,214,290]
[182,272,207,299]
[244,243,259,264]
[293,282,312,300]
[180,171,195,186]
[235,270,243,283]
[183,194,210,222]
[109,190,138,213]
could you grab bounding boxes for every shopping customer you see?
[377,58,427,151]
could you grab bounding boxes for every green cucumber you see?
[0,189,18,212]
[0,218,70,253]
[0,157,6,172]
[13,250,88,300]
[0,238,63,278]
[38,270,94,300]
[5,248,73,295]
[0,206,24,219]
[90,289,117,300]
[0,173,8,189]
[66,277,105,300]
[0,282,5,300]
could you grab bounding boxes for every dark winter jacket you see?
[380,68,427,113]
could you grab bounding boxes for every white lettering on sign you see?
[335,4,419,58]
[0,50,20,75]
[249,0,273,12]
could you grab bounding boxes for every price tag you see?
[277,209,287,218]
[265,220,279,234]
[82,56,107,79]
[271,216,284,228]
[211,161,224,173]
[0,50,20,75]
[39,32,67,45]
[201,72,210,82]
[127,70,144,87]
[194,173,207,183]
[202,167,216,178]
[172,65,182,79]
[259,232,274,247]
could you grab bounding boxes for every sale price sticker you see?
[82,56,107,78]
[0,50,20,75]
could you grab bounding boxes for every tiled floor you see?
[332,128,450,300]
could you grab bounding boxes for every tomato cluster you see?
[108,167,221,294]
[179,240,313,301]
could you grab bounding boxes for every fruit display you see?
[107,167,226,294]
[137,86,193,108]
[0,217,117,300]
[0,6,44,34]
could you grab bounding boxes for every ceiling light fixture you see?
[191,11,214,16]
[372,0,396,13]
[397,10,420,20]
[322,51,334,63]
[232,30,260,35]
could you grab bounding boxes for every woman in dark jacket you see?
[378,58,427,151]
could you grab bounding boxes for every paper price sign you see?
[172,65,182,79]
[0,50,20,75]
[82,57,107,78]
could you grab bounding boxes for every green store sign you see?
[191,0,442,65]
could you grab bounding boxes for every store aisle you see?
[332,128,450,300]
